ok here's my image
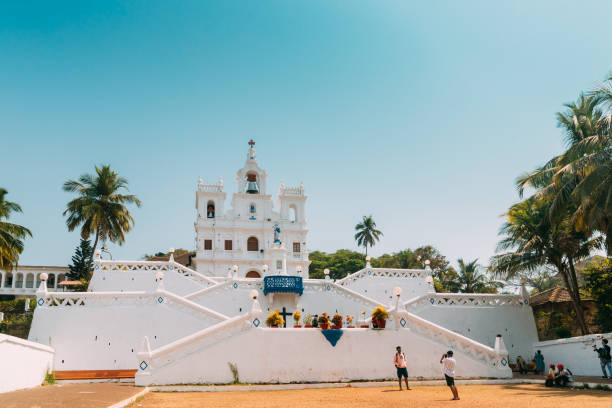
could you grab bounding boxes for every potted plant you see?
[304,314,313,328]
[331,314,343,329]
[371,306,389,329]
[266,309,285,328]
[318,313,330,330]
[360,311,369,328]
[293,310,302,328]
[346,314,354,328]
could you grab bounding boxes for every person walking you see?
[393,346,411,390]
[534,350,545,375]
[440,350,459,400]
[593,338,611,379]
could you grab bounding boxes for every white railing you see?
[402,293,528,312]
[336,268,429,286]
[36,289,229,323]
[138,310,260,375]
[185,279,263,300]
[198,182,223,192]
[279,185,304,196]
[95,259,219,287]
[302,280,383,310]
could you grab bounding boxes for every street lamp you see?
[262,264,269,274]
[296,265,303,275]
[249,289,258,300]
[324,268,330,280]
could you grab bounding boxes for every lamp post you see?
[101,245,113,260]
[365,255,372,268]
[296,265,302,276]
[232,264,238,279]
[262,264,269,276]
[324,268,330,280]
[393,286,403,330]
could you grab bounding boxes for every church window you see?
[289,205,297,222]
[204,239,213,250]
[276,260,283,270]
[207,201,215,218]
[293,242,300,253]
[224,240,233,250]
[250,203,256,214]
[247,237,259,251]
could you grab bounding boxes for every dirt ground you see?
[129,384,611,408]
[0,383,140,408]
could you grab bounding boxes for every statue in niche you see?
[273,224,281,244]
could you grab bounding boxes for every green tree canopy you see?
[63,165,141,262]
[67,238,94,282]
[583,257,612,332]
[0,189,32,272]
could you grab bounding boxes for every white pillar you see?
[12,272,16,288]
[0,271,5,288]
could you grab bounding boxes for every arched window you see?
[245,270,261,279]
[57,274,65,285]
[25,273,35,288]
[207,200,215,218]
[247,237,259,251]
[289,205,297,222]
[48,274,56,288]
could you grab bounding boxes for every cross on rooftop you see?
[248,139,255,148]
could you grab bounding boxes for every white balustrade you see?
[402,293,528,312]
[336,268,429,286]
[96,259,219,287]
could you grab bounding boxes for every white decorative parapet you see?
[279,183,304,196]
[198,179,224,192]
[303,280,382,309]
[336,268,429,286]
[95,259,219,287]
[533,332,612,376]
[402,293,528,312]
[0,334,55,393]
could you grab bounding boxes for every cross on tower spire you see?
[248,139,255,148]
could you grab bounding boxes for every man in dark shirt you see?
[593,338,611,378]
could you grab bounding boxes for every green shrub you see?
[553,326,571,338]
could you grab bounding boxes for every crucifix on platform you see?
[248,139,255,148]
[279,307,292,328]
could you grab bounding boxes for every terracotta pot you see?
[360,325,369,328]
[347,325,355,328]
[319,323,330,330]
[305,325,313,328]
[271,325,279,328]
[372,319,386,329]
[294,325,302,328]
[332,322,342,329]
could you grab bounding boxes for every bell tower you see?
[236,140,267,195]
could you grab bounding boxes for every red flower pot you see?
[372,319,386,329]
[271,325,279,328]
[305,325,313,328]
[332,322,342,329]
[294,325,302,328]
[319,323,330,330]
[360,325,369,328]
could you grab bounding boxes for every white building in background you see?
[0,266,69,298]
[193,140,309,278]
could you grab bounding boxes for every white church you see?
[23,142,541,386]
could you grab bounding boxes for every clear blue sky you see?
[2,1,612,269]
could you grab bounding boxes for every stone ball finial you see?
[40,273,48,281]
[155,272,164,280]
[250,289,258,300]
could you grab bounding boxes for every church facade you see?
[193,141,310,278]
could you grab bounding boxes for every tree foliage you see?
[456,258,502,293]
[67,238,94,283]
[583,257,612,332]
[63,165,141,262]
[0,188,32,272]
[354,215,383,256]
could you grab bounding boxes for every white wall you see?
[136,328,510,386]
[28,294,223,371]
[0,334,54,393]
[338,269,434,301]
[533,333,612,376]
[416,305,539,360]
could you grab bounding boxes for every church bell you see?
[246,181,259,194]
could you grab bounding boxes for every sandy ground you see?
[0,383,140,408]
[129,384,612,408]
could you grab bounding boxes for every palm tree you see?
[456,258,501,293]
[490,198,601,335]
[354,215,383,256]
[0,189,32,272]
[517,94,611,254]
[63,165,141,262]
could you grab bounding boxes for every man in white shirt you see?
[393,346,411,390]
[440,350,460,400]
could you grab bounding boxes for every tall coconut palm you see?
[518,94,612,254]
[354,215,383,256]
[63,165,141,262]
[490,198,601,335]
[0,189,32,272]
[457,259,486,293]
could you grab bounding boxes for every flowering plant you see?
[303,314,313,326]
[293,310,301,323]
[332,314,343,326]
[346,314,353,324]
[318,313,329,325]
[265,310,285,327]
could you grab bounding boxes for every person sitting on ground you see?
[440,350,460,400]
[393,346,411,391]
[516,355,528,374]
[545,364,556,387]
[554,364,573,387]
[534,350,545,374]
